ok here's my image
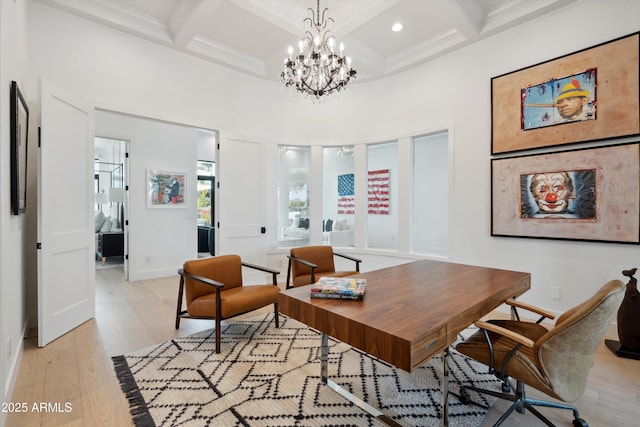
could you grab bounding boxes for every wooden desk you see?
[278,259,531,425]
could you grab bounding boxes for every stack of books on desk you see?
[310,277,367,300]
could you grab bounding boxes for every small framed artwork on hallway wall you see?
[491,143,640,244]
[147,169,187,208]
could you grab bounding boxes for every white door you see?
[38,80,95,347]
[216,137,266,278]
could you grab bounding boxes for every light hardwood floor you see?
[7,263,640,426]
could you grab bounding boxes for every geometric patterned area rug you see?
[112,313,500,426]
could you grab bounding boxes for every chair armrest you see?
[506,298,556,321]
[178,268,224,288]
[334,252,362,263]
[242,262,280,276]
[242,262,280,286]
[287,255,318,269]
[474,320,535,348]
[334,252,362,272]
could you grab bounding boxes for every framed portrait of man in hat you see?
[491,31,639,154]
[522,70,596,130]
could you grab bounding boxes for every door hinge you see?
[261,227,266,234]
[125,152,129,158]
[37,242,42,249]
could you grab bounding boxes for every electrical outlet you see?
[550,286,561,300]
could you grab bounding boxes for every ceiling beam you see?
[171,0,224,49]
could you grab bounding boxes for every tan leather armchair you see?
[175,254,280,353]
[455,279,624,427]
[286,245,362,289]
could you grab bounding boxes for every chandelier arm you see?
[321,9,331,29]
[323,32,334,46]
[303,31,314,44]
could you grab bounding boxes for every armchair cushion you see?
[188,285,280,319]
[184,255,243,306]
[287,245,361,288]
[457,320,553,397]
[290,246,335,275]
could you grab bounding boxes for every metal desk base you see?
[320,333,450,426]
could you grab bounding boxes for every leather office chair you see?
[175,254,281,353]
[455,279,624,427]
[286,245,362,289]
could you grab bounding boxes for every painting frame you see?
[146,169,187,209]
[491,143,640,244]
[491,32,639,155]
[10,81,29,215]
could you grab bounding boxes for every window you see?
[367,142,398,250]
[278,146,311,247]
[323,146,355,247]
[412,132,448,255]
[197,160,214,227]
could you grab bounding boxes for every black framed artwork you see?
[10,81,29,215]
[491,143,640,244]
[491,32,639,154]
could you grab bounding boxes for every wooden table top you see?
[278,259,530,372]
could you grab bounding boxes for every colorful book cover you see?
[310,277,366,297]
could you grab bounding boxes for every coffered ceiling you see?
[34,0,575,82]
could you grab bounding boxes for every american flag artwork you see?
[337,173,355,214]
[368,169,390,214]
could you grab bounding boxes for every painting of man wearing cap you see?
[555,78,594,122]
[521,69,596,130]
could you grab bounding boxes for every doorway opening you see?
[197,160,215,257]
[94,137,127,276]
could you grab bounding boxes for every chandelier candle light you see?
[281,0,356,101]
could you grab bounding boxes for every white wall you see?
[0,0,30,423]
[2,0,639,414]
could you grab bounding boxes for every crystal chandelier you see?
[281,0,356,101]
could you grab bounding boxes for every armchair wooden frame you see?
[286,250,361,289]
[176,261,280,353]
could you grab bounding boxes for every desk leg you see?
[320,333,401,426]
[320,333,329,383]
[440,348,449,426]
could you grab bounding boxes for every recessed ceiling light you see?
[392,22,403,32]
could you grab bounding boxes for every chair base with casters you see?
[175,255,280,353]
[455,280,625,427]
[459,378,587,427]
[286,245,362,289]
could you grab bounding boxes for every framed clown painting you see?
[491,143,640,244]
[491,32,639,154]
